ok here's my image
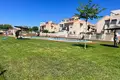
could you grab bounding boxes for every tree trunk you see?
[114,30,117,47]
[84,19,88,49]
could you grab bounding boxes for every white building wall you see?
[96,16,110,33]
[68,21,88,35]
[40,21,59,33]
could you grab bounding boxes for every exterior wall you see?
[59,18,96,36]
[96,16,110,33]
[96,10,120,41]
[109,15,120,29]
[96,10,120,34]
[69,20,85,35]
[40,16,95,35]
[54,25,59,32]
[40,21,59,33]
[39,33,114,41]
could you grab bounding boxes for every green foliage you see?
[75,0,106,21]
[0,24,13,30]
[28,27,32,32]
[51,31,55,33]
[0,24,4,30]
[43,30,49,33]
[75,0,106,49]
[32,26,39,32]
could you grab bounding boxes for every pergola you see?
[14,26,29,31]
[105,25,120,47]
[14,26,29,38]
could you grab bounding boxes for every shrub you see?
[51,31,55,33]
[43,30,49,33]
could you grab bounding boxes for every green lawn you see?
[0,37,120,80]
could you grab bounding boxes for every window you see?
[87,25,90,31]
[80,23,83,27]
[105,20,110,24]
[42,26,46,29]
[66,20,69,22]
[70,18,74,21]
[74,31,76,34]
[70,25,72,28]
[51,26,53,29]
[118,21,120,24]
[60,24,63,27]
[111,19,117,24]
[69,32,72,34]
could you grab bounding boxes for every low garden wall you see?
[40,33,114,41]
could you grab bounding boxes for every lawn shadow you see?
[0,65,7,80]
[17,38,31,40]
[100,44,119,48]
[72,43,95,49]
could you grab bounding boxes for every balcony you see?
[109,24,120,29]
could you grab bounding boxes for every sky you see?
[0,0,120,27]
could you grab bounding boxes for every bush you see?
[51,31,55,33]
[43,30,49,33]
[32,26,38,32]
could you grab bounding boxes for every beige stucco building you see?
[40,21,59,33]
[96,10,120,34]
[40,16,96,38]
[96,9,120,41]
[59,16,96,35]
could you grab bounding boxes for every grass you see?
[0,36,120,80]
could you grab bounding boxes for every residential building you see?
[40,21,59,33]
[39,16,96,39]
[59,16,96,35]
[96,9,120,41]
[96,9,120,34]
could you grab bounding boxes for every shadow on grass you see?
[0,65,7,80]
[17,38,30,40]
[100,44,119,48]
[72,44,95,49]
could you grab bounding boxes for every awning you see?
[14,26,29,30]
[104,25,120,30]
[104,27,120,30]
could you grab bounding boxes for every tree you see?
[43,30,49,37]
[32,26,39,32]
[0,24,4,30]
[3,24,13,30]
[75,0,106,49]
[28,27,33,33]
[0,24,13,30]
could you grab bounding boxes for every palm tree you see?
[75,0,106,49]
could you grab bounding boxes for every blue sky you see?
[0,0,120,27]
